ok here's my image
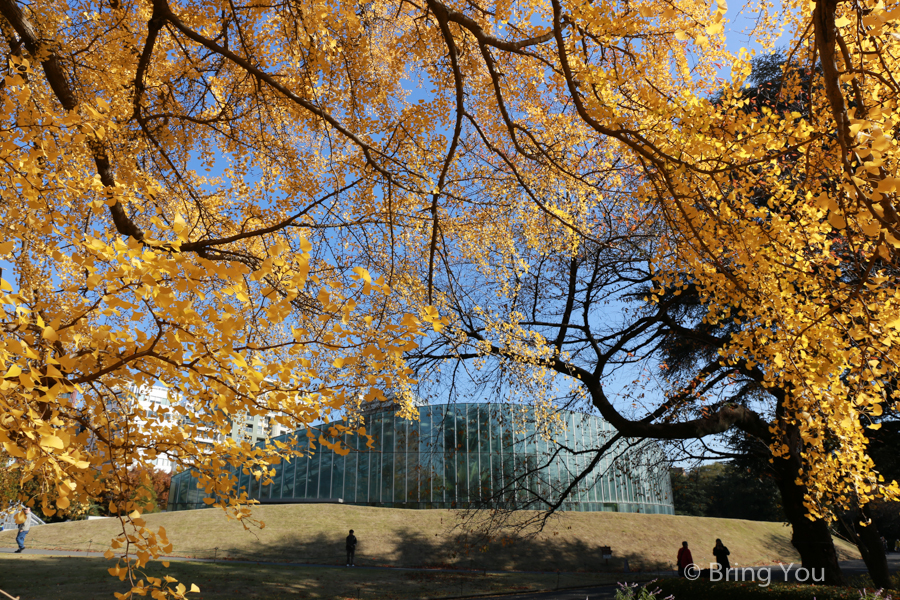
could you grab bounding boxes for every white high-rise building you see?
[130,384,290,472]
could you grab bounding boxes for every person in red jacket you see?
[677,541,694,577]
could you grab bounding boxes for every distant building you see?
[168,403,674,514]
[227,412,292,447]
[130,385,289,473]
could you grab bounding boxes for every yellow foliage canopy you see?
[2,0,900,593]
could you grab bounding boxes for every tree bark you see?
[845,503,892,589]
[771,431,844,586]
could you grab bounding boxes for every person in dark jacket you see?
[713,538,731,572]
[346,529,357,566]
[676,541,693,577]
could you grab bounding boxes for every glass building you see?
[168,403,674,514]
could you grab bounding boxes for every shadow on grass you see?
[209,526,670,574]
[0,553,629,600]
[760,531,801,564]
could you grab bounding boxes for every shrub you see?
[616,581,673,600]
[651,578,900,600]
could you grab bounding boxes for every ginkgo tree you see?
[3,0,900,593]
[0,0,443,596]
[389,0,900,582]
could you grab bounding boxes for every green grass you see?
[0,504,860,572]
[0,554,628,600]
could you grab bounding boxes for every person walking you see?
[676,541,693,577]
[713,538,731,573]
[15,507,32,553]
[346,529,357,567]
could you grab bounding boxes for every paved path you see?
[455,584,620,600]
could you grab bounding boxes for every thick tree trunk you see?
[772,432,844,586]
[846,504,892,589]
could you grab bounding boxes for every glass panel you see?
[526,418,536,454]
[432,446,444,502]
[344,453,357,503]
[270,460,284,499]
[332,453,345,499]
[578,451,589,503]
[186,481,200,505]
[320,450,333,499]
[502,453,516,504]
[525,454,543,508]
[407,418,419,453]
[626,472,634,502]
[534,448,548,501]
[479,453,491,501]
[542,449,553,501]
[433,408,445,453]
[297,435,311,497]
[296,454,308,498]
[491,445,503,501]
[168,479,178,510]
[382,415,395,452]
[394,451,407,502]
[467,452,479,501]
[283,458,296,498]
[355,451,368,502]
[569,450,582,502]
[478,405,490,454]
[444,445,457,503]
[500,405,514,453]
[586,419,598,502]
[419,412,432,453]
[514,412,526,454]
[381,447,394,503]
[453,405,466,454]
[600,474,611,502]
[178,477,189,505]
[456,450,468,502]
[307,450,320,499]
[443,408,456,454]
[467,404,479,454]
[395,418,407,453]
[566,452,577,496]
[238,470,249,498]
[490,405,503,456]
[408,448,421,503]
[369,413,382,453]
[368,451,381,502]
[573,413,584,451]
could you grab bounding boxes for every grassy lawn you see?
[0,553,631,600]
[0,504,860,573]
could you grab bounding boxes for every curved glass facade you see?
[168,403,674,514]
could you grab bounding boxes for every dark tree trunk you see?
[841,503,892,589]
[772,430,844,586]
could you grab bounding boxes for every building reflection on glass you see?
[168,403,675,514]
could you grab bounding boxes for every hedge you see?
[649,578,899,600]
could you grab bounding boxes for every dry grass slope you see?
[0,504,860,572]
